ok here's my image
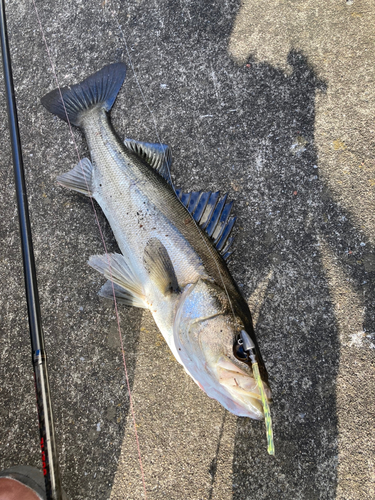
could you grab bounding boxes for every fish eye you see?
[233,336,251,367]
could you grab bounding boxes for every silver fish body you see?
[41,63,271,419]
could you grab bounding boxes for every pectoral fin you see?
[143,238,179,296]
[56,158,94,196]
[88,253,146,308]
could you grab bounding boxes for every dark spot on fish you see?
[139,225,143,228]
[165,235,168,237]
[99,184,102,187]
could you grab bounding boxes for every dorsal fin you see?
[124,138,172,184]
[122,137,236,260]
[175,189,236,261]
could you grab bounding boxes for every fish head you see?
[173,279,271,420]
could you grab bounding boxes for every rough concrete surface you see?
[0,1,374,499]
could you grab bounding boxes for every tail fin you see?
[41,62,126,126]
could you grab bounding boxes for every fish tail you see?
[41,62,126,126]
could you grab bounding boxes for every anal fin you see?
[56,158,94,196]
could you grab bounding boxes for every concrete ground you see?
[0,0,374,499]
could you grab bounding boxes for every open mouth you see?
[215,355,269,419]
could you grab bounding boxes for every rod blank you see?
[0,1,63,498]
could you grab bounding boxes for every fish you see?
[41,62,271,420]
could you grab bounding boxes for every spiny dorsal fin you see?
[143,238,179,296]
[124,138,172,184]
[175,189,236,261]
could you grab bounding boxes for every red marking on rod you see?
[31,2,147,497]
[40,437,47,476]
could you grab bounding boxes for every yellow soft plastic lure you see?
[240,330,275,456]
[251,361,274,455]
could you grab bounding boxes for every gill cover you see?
[173,279,265,419]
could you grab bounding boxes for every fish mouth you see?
[212,355,271,420]
[179,348,271,420]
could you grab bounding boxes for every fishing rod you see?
[0,1,64,498]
